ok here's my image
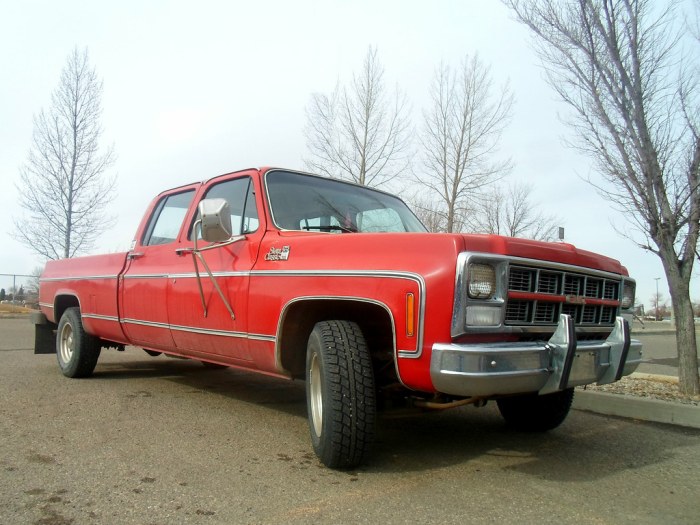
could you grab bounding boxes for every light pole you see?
[654,277,661,321]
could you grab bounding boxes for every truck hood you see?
[459,234,628,276]
[264,231,627,276]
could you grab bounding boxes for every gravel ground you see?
[581,375,700,406]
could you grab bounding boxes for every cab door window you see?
[143,190,195,246]
[191,177,258,239]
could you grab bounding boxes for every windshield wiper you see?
[301,225,357,233]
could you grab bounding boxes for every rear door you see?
[119,186,198,350]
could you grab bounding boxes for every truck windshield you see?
[265,170,427,233]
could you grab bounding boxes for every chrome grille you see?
[534,303,557,323]
[509,268,533,292]
[506,265,621,327]
[561,304,579,321]
[564,275,584,295]
[538,272,560,294]
[585,278,601,298]
[603,282,619,300]
[582,305,598,324]
[505,301,530,323]
[601,306,616,324]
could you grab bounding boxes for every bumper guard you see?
[430,315,642,397]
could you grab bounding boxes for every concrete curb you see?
[630,329,700,336]
[573,390,700,430]
[631,372,678,383]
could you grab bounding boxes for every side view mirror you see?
[198,198,232,242]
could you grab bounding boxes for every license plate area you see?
[567,347,610,387]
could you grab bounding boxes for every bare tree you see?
[649,292,670,321]
[27,266,43,298]
[406,194,447,233]
[468,181,562,241]
[13,47,116,260]
[304,46,412,188]
[504,0,700,395]
[417,55,513,233]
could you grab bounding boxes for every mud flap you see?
[31,312,56,354]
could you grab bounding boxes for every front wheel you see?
[496,388,574,432]
[56,307,101,378]
[306,320,376,469]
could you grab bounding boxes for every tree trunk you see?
[664,262,700,396]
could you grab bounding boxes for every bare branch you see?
[416,54,513,232]
[13,47,116,260]
[303,46,412,188]
[467,181,562,241]
[504,0,700,394]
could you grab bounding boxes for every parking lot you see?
[1,316,699,524]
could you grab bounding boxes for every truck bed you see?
[40,252,129,344]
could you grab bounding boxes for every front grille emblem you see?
[565,295,587,305]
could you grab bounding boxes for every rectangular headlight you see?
[468,264,496,299]
[621,279,636,310]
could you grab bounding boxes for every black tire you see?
[144,349,162,357]
[306,320,376,469]
[56,307,101,378]
[497,388,574,432]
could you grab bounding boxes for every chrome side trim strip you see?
[40,275,119,282]
[82,313,119,323]
[120,318,275,342]
[39,302,54,309]
[169,271,250,279]
[169,323,275,342]
[122,274,169,279]
[122,318,170,330]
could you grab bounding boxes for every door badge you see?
[265,246,290,261]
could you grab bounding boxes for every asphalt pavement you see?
[629,320,700,377]
[1,316,699,524]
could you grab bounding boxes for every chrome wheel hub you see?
[60,323,74,365]
[309,353,323,437]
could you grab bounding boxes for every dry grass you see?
[0,304,36,314]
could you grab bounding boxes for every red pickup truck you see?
[34,167,642,468]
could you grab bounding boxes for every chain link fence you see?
[0,273,39,308]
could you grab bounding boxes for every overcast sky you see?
[1,0,696,309]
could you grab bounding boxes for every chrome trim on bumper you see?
[431,315,642,397]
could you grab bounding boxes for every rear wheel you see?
[56,307,101,378]
[497,388,574,432]
[306,320,376,469]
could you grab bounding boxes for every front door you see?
[166,174,262,363]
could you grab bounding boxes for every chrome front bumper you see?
[430,315,642,397]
